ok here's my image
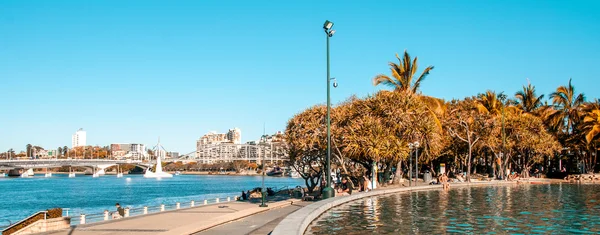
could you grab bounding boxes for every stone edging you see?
[271,181,517,235]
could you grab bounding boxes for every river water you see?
[307,184,600,234]
[0,174,303,227]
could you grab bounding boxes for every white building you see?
[111,143,147,160]
[195,130,286,164]
[227,128,242,144]
[72,128,87,148]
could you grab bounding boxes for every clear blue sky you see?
[1,0,599,153]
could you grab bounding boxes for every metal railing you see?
[68,195,238,226]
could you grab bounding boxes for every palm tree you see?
[476,90,503,115]
[549,78,585,135]
[583,108,600,144]
[373,50,434,93]
[515,82,544,113]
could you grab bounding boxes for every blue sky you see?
[1,0,599,153]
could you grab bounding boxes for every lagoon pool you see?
[306,184,600,234]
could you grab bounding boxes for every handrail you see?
[2,211,47,232]
[67,193,242,226]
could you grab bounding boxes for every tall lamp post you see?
[322,20,336,199]
[408,143,413,186]
[499,93,507,180]
[414,141,420,184]
[259,144,268,207]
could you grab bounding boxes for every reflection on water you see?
[306,184,600,234]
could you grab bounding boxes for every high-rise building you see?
[195,129,286,164]
[72,128,87,148]
[111,143,147,160]
[227,128,242,144]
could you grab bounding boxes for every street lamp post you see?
[499,93,507,180]
[259,144,267,207]
[408,143,413,186]
[322,20,336,199]
[414,141,420,184]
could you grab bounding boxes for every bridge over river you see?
[0,159,149,177]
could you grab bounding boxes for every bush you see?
[46,208,62,219]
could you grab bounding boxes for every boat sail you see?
[144,138,173,178]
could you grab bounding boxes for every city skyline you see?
[3,127,279,153]
[1,1,599,152]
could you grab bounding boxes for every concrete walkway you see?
[49,199,301,235]
[194,201,311,235]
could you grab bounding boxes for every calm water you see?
[0,174,303,226]
[307,184,600,234]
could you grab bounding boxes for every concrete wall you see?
[10,218,70,235]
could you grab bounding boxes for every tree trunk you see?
[467,146,472,182]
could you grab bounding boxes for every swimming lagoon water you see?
[0,174,303,227]
[307,184,600,234]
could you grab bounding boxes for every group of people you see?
[239,188,275,201]
[333,175,375,196]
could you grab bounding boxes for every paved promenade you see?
[49,198,302,235]
[194,201,311,235]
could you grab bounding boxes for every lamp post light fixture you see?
[408,143,414,186]
[322,20,336,199]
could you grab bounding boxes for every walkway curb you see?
[271,181,516,235]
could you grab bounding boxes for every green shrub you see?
[46,208,62,219]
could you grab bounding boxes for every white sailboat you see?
[116,165,123,178]
[92,167,99,178]
[44,168,52,177]
[68,167,76,178]
[21,168,34,177]
[144,138,173,178]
